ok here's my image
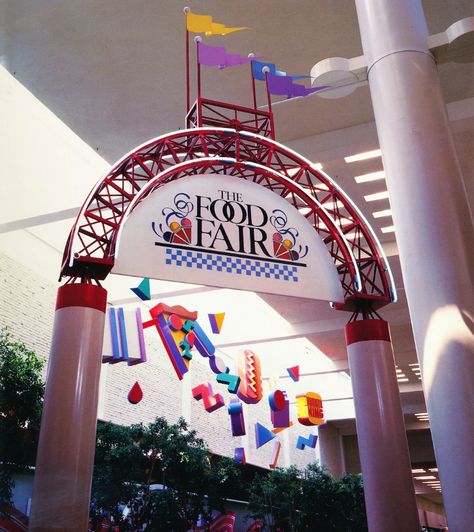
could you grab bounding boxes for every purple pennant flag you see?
[198,43,227,67]
[268,73,328,98]
[198,42,254,69]
[267,73,293,96]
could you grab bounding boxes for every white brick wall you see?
[0,251,56,362]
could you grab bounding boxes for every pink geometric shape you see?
[192,382,225,413]
[287,365,300,382]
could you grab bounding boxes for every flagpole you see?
[249,54,257,110]
[263,67,275,139]
[195,36,202,127]
[264,67,272,115]
[184,8,190,116]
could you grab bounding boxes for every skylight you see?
[344,149,382,163]
[354,170,385,183]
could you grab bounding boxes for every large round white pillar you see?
[318,423,345,479]
[354,2,474,530]
[346,319,419,532]
[29,283,107,531]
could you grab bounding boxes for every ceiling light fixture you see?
[344,149,382,163]
[372,209,392,218]
[354,170,385,183]
[381,225,395,234]
[364,191,390,202]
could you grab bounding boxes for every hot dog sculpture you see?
[236,349,263,404]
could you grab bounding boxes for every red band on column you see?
[56,283,107,312]
[345,319,390,346]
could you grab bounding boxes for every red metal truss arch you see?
[62,127,396,311]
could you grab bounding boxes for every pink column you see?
[29,283,107,532]
[354,2,473,529]
[346,319,419,532]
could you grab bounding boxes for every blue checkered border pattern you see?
[165,248,298,282]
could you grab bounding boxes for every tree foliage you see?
[0,329,45,514]
[92,417,241,531]
[247,462,367,532]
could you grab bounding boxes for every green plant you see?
[0,329,45,514]
[247,462,368,531]
[92,417,241,530]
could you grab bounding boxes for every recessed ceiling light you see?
[364,191,390,202]
[354,170,385,183]
[397,377,409,382]
[372,209,392,218]
[429,468,438,472]
[344,149,382,163]
[311,163,323,171]
[411,469,425,473]
[415,475,437,480]
[381,225,395,234]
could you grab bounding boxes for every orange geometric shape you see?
[296,392,324,426]
[236,349,263,404]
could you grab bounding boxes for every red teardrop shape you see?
[128,381,143,404]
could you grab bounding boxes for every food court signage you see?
[113,174,343,302]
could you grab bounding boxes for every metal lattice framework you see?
[62,127,395,311]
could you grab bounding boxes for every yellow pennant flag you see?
[186,12,249,36]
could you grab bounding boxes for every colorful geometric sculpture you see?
[102,307,147,365]
[255,422,276,449]
[217,372,241,394]
[296,434,318,450]
[131,277,151,301]
[269,441,282,469]
[234,447,246,464]
[209,355,228,375]
[268,390,286,411]
[128,381,143,404]
[191,320,216,358]
[269,390,290,429]
[148,303,198,380]
[237,349,263,404]
[192,383,225,413]
[208,312,225,334]
[271,422,294,435]
[296,392,325,426]
[228,398,246,436]
[179,330,196,361]
[287,365,300,382]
